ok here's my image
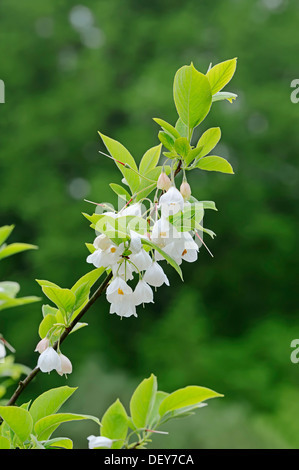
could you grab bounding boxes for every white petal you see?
[56,353,73,376]
[129,230,142,253]
[134,280,154,305]
[87,435,113,449]
[0,341,6,360]
[38,347,61,373]
[130,250,152,271]
[143,262,169,287]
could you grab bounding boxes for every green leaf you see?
[42,304,58,318]
[206,58,237,95]
[184,146,204,166]
[139,144,162,175]
[0,436,10,449]
[35,413,100,441]
[200,201,218,211]
[0,243,38,261]
[36,279,60,289]
[212,91,238,103]
[130,374,157,429]
[173,63,212,131]
[148,391,169,428]
[42,286,76,314]
[174,137,190,158]
[0,281,20,298]
[69,322,88,334]
[29,386,77,425]
[110,183,131,201]
[44,437,73,449]
[141,238,183,281]
[0,294,40,312]
[175,118,188,138]
[196,127,221,158]
[0,225,14,247]
[99,133,140,194]
[153,118,180,140]
[196,156,234,174]
[85,243,96,254]
[159,386,223,417]
[101,399,128,449]
[72,282,90,311]
[158,131,175,151]
[0,406,33,442]
[38,313,58,339]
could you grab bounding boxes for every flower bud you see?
[35,337,50,354]
[180,181,191,201]
[87,435,113,449]
[157,172,171,191]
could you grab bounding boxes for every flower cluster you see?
[35,338,72,376]
[86,183,199,319]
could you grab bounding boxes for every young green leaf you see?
[174,137,190,158]
[158,131,175,151]
[196,127,221,158]
[173,63,212,131]
[159,386,223,417]
[184,146,204,166]
[29,386,77,425]
[38,313,58,339]
[206,58,237,95]
[0,406,33,443]
[42,286,76,314]
[0,436,10,449]
[99,133,140,194]
[71,267,105,295]
[35,413,100,441]
[212,91,238,103]
[0,243,38,261]
[101,399,128,450]
[0,225,14,247]
[196,156,234,174]
[44,437,73,449]
[147,391,169,428]
[153,118,180,140]
[110,183,132,202]
[130,374,157,429]
[139,144,162,175]
[42,304,58,318]
[175,118,188,138]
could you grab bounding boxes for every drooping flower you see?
[143,261,170,287]
[37,347,61,373]
[158,186,184,216]
[87,435,113,449]
[134,279,154,305]
[107,276,137,317]
[56,353,73,376]
[130,249,152,272]
[87,241,123,269]
[35,337,50,354]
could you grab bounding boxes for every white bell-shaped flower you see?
[38,347,61,373]
[130,249,152,272]
[134,280,154,305]
[109,298,137,318]
[120,203,142,218]
[159,186,184,216]
[143,261,170,287]
[129,230,143,254]
[87,242,123,269]
[87,435,113,449]
[106,276,132,303]
[56,353,73,376]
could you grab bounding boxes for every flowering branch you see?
[5,271,112,407]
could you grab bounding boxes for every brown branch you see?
[5,271,112,407]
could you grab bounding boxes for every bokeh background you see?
[1,0,299,449]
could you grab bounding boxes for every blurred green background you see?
[1,0,299,449]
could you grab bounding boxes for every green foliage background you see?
[1,0,299,449]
